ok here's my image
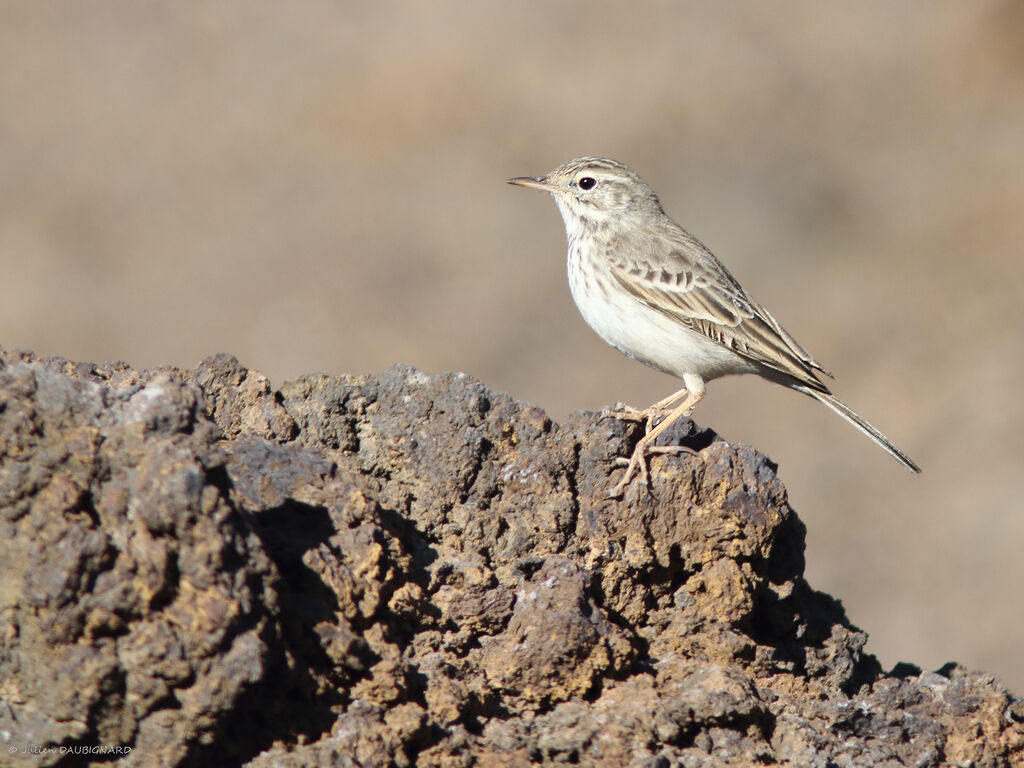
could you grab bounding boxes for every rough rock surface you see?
[1,348,1021,767]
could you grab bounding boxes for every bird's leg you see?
[609,379,705,498]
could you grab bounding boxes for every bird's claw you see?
[602,404,677,437]
[601,403,649,422]
[608,443,698,498]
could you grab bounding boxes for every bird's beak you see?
[507,175,559,193]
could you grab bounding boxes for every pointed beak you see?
[507,175,560,193]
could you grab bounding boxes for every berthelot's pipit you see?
[509,157,920,497]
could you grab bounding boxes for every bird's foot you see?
[602,402,648,421]
[602,403,675,433]
[608,441,698,498]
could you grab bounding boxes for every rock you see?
[1,348,1021,767]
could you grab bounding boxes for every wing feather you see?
[606,229,833,390]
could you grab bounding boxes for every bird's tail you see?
[790,384,921,474]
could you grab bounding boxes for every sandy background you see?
[2,3,1023,692]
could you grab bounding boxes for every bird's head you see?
[508,157,664,235]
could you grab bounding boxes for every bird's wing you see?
[606,228,833,390]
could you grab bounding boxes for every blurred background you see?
[2,3,1022,691]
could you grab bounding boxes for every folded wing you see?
[606,228,834,392]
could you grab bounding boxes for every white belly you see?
[567,244,753,382]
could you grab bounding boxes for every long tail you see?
[790,384,921,474]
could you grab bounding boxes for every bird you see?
[508,156,920,496]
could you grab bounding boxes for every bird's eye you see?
[577,177,596,190]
